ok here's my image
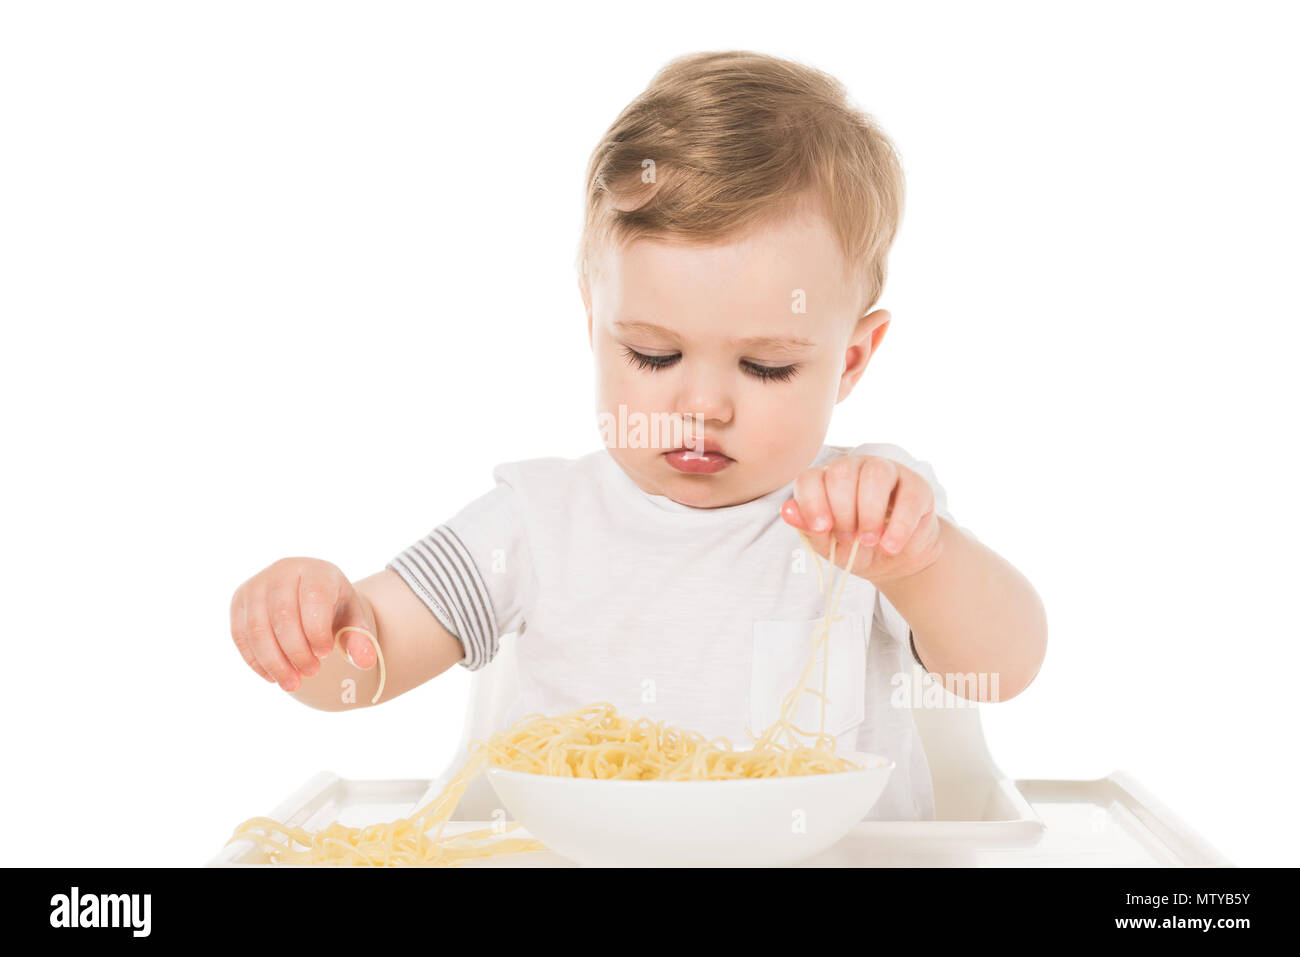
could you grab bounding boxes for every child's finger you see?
[341,630,374,669]
[855,458,899,545]
[823,456,863,548]
[298,574,343,659]
[264,578,321,680]
[792,466,833,536]
[878,476,932,555]
[781,497,810,530]
[333,588,380,671]
[230,589,275,682]
[245,597,303,691]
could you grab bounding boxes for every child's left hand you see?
[780,455,945,584]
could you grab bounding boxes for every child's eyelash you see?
[621,348,800,384]
[622,348,680,372]
[745,362,800,383]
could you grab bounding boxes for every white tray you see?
[209,769,1232,867]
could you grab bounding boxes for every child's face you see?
[581,204,891,508]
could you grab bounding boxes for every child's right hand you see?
[229,558,379,692]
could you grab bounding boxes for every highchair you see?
[411,626,1233,863]
[211,626,1233,865]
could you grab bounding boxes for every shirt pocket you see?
[749,613,868,746]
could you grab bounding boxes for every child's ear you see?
[854,308,891,360]
[838,309,891,400]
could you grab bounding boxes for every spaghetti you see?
[228,532,862,866]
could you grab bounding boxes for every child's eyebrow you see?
[613,320,817,351]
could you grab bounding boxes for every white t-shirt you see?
[388,442,957,821]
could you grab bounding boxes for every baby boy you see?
[228,50,1047,821]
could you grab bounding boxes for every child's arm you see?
[229,559,467,712]
[875,518,1047,701]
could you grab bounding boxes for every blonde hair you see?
[577,50,905,318]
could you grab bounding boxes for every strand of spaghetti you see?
[769,535,834,749]
[820,538,836,736]
[335,625,386,704]
[820,537,860,738]
[798,530,825,596]
[793,533,842,739]
[755,534,860,752]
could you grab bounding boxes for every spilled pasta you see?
[228,534,862,866]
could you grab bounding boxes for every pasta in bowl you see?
[486,741,892,867]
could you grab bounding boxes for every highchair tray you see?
[209,769,1232,866]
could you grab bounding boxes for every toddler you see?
[228,50,1047,821]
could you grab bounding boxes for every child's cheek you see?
[752,388,829,481]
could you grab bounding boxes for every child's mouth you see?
[663,448,734,474]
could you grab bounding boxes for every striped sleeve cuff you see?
[387,525,500,671]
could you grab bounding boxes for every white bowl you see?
[485,750,893,867]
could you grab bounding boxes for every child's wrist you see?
[866,517,951,588]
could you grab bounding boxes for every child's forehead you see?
[598,218,855,307]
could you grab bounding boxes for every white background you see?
[2,0,1296,867]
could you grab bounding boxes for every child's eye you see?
[741,361,800,383]
[623,348,799,384]
[623,347,681,372]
